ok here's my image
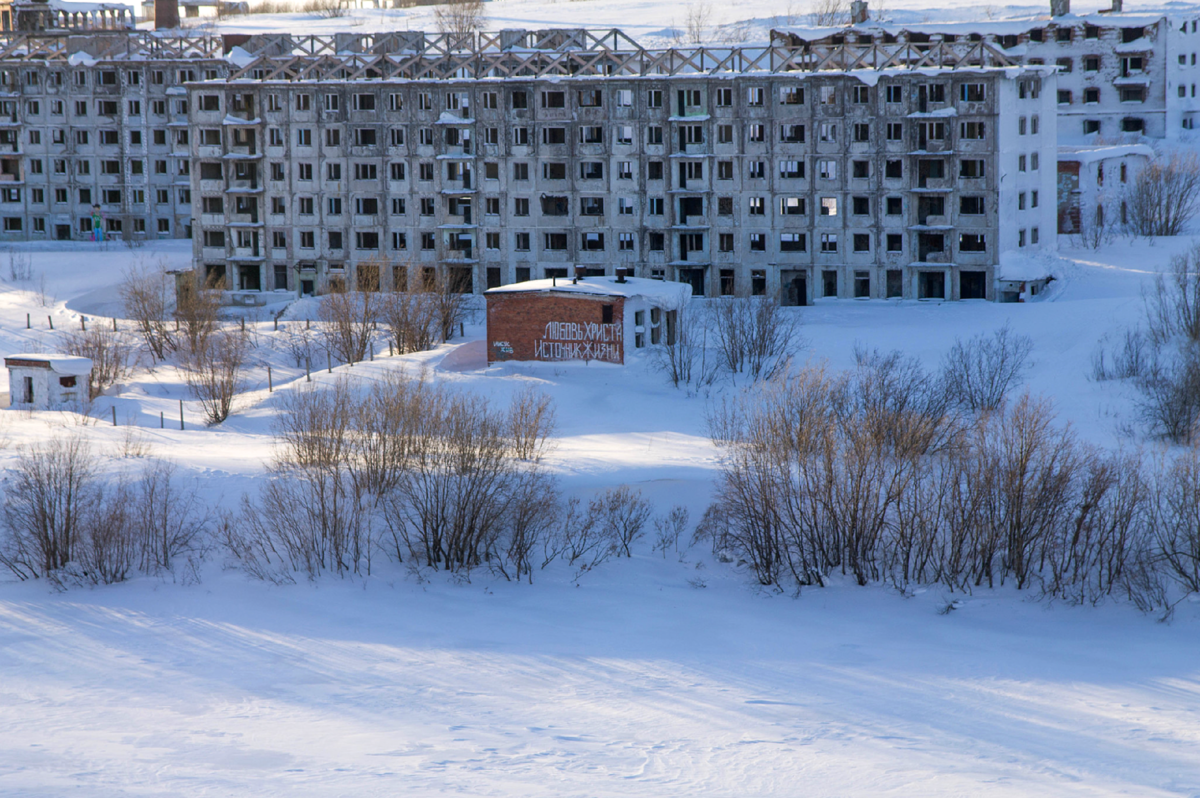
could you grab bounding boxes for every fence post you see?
[111,406,116,426]
[47,315,53,330]
[179,399,184,431]
[267,365,273,392]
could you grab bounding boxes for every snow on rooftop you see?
[486,275,692,304]
[5,354,93,375]
[1059,143,1156,163]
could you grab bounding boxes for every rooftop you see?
[486,275,693,304]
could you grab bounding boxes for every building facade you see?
[0,33,226,243]
[775,0,1200,141]
[187,59,1057,302]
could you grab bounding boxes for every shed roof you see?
[486,275,693,305]
[5,354,94,375]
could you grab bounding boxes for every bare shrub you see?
[809,0,847,26]
[653,505,691,557]
[121,261,176,361]
[302,0,347,18]
[591,486,652,558]
[1150,446,1200,594]
[558,497,616,572]
[434,0,487,39]
[179,327,249,425]
[175,278,223,355]
[709,296,801,382]
[942,324,1034,412]
[430,269,473,343]
[1125,152,1200,237]
[684,0,711,43]
[1146,243,1200,345]
[1074,198,1120,250]
[318,290,379,365]
[1135,342,1200,443]
[653,297,707,388]
[508,385,556,462]
[61,325,133,400]
[0,436,100,580]
[378,289,438,354]
[1091,327,1149,381]
[132,459,209,574]
[231,374,564,581]
[277,323,320,368]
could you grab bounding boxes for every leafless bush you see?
[653,505,691,557]
[302,0,347,18]
[1135,342,1200,443]
[378,289,438,354]
[653,297,708,388]
[1075,198,1120,250]
[1091,327,1150,381]
[684,0,712,44]
[430,269,472,343]
[132,459,209,574]
[709,296,801,382]
[809,0,847,26]
[175,278,223,356]
[120,261,175,361]
[231,374,565,580]
[557,496,617,572]
[1146,243,1200,345]
[508,385,556,462]
[277,323,319,368]
[434,0,487,38]
[0,436,101,580]
[591,486,652,558]
[1125,152,1200,237]
[61,325,133,400]
[942,324,1034,412]
[318,290,379,365]
[179,327,249,425]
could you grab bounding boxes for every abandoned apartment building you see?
[0,28,1058,301]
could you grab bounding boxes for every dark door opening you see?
[54,224,71,241]
[918,271,945,299]
[678,267,705,296]
[886,269,903,298]
[960,270,986,299]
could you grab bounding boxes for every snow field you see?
[0,235,1195,794]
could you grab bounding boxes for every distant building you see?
[4,353,91,408]
[1056,143,1152,234]
[772,0,1200,141]
[485,269,691,364]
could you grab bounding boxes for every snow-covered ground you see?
[121,0,1197,47]
[0,234,1199,795]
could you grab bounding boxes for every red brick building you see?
[485,274,692,365]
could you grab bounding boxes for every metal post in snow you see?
[179,399,184,431]
[47,315,53,330]
[81,317,86,331]
[268,365,273,392]
[160,411,164,429]
[25,312,29,329]
[111,406,116,426]
[112,317,117,332]
[327,351,332,373]
[306,356,311,382]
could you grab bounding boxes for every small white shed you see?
[4,354,93,409]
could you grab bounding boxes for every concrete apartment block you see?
[189,67,1058,302]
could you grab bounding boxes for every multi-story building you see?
[775,0,1200,141]
[187,31,1057,302]
[0,32,226,243]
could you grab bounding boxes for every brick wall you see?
[486,291,626,364]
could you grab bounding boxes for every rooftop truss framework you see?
[0,28,1018,79]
